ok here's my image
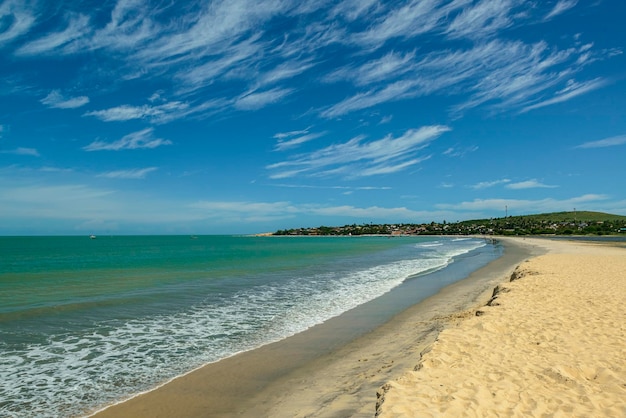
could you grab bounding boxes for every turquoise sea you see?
[0,235,499,417]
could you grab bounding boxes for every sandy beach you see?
[376,237,626,417]
[91,237,625,417]
[91,238,537,417]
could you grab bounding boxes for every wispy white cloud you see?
[84,101,192,123]
[344,0,530,46]
[175,34,264,90]
[2,183,114,205]
[0,174,408,231]
[350,0,461,47]
[39,166,73,173]
[272,183,392,191]
[575,134,626,149]
[148,91,163,102]
[470,179,511,189]
[446,0,519,40]
[189,200,300,223]
[520,78,608,113]
[16,13,91,56]
[88,0,156,51]
[330,0,379,21]
[437,193,608,213]
[443,145,479,158]
[274,131,325,151]
[0,184,215,234]
[321,79,420,118]
[325,50,416,86]
[41,90,89,109]
[97,167,158,179]
[190,200,297,216]
[268,125,449,178]
[545,0,578,20]
[0,0,37,44]
[0,169,203,230]
[274,128,312,140]
[189,199,432,223]
[0,166,450,231]
[135,0,286,66]
[235,88,293,110]
[506,179,558,189]
[256,60,316,88]
[379,115,393,124]
[450,41,587,113]
[1,147,40,156]
[12,0,156,56]
[324,38,599,117]
[83,128,172,151]
[7,0,611,126]
[358,155,431,176]
[0,178,118,226]
[308,204,424,219]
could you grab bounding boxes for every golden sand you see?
[376,238,626,417]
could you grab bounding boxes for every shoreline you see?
[91,237,541,417]
[376,237,626,417]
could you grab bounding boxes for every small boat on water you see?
[89,234,96,239]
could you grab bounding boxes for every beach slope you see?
[92,238,537,417]
[376,238,626,417]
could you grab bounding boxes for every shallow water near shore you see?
[0,235,498,417]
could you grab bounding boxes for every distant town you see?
[273,211,626,236]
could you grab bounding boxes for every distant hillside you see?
[457,211,626,235]
[460,211,626,225]
[274,211,626,236]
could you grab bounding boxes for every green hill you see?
[528,211,626,222]
[458,211,626,235]
[461,211,626,225]
[274,211,626,236]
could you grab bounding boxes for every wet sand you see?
[91,238,540,418]
[376,237,626,417]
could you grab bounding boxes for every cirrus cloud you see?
[41,90,90,109]
[83,128,172,151]
[97,167,158,179]
[506,179,558,189]
[268,125,450,179]
[436,193,608,213]
[575,134,626,149]
[1,147,40,156]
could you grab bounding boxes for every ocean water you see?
[0,235,495,417]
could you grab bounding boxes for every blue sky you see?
[1,0,625,235]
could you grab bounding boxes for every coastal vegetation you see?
[273,211,626,236]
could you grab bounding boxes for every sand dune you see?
[376,238,626,417]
